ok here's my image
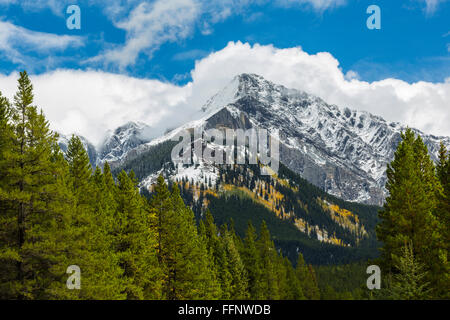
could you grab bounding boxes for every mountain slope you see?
[139,159,381,265]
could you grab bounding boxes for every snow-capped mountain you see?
[115,74,449,206]
[58,74,449,206]
[57,121,153,167]
[203,74,449,205]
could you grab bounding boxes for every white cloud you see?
[276,0,347,11]
[89,0,200,69]
[88,0,347,69]
[0,20,84,65]
[172,49,209,61]
[88,0,257,69]
[344,70,359,81]
[0,0,349,69]
[422,0,448,15]
[0,69,190,145]
[1,43,448,145]
[0,21,83,51]
[0,0,70,16]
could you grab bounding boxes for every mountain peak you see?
[234,72,265,84]
[114,121,147,134]
[201,73,268,113]
[201,73,314,115]
[98,121,153,164]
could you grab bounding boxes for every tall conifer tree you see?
[377,129,446,298]
[434,142,450,298]
[258,221,280,299]
[242,222,263,299]
[200,211,229,298]
[296,253,320,300]
[114,170,161,299]
[389,242,431,300]
[65,136,125,299]
[222,229,249,299]
[0,72,74,298]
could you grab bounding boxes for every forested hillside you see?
[164,162,381,265]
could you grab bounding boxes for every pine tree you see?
[273,254,289,300]
[64,136,126,299]
[241,222,263,299]
[103,162,116,190]
[0,91,15,298]
[150,177,219,299]
[436,142,448,191]
[434,142,450,298]
[172,183,220,299]
[377,130,431,266]
[149,175,173,298]
[377,129,448,299]
[257,221,280,299]
[65,135,92,201]
[83,166,127,299]
[200,211,230,298]
[114,170,162,299]
[39,143,80,299]
[436,142,449,235]
[296,253,320,300]
[282,256,304,300]
[0,89,12,229]
[222,229,249,299]
[389,242,431,300]
[412,135,446,295]
[0,90,11,175]
[0,71,74,299]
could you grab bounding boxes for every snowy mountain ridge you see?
[58,74,450,206]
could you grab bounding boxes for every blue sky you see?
[0,0,449,83]
[0,0,449,144]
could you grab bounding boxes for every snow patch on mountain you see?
[139,163,218,191]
